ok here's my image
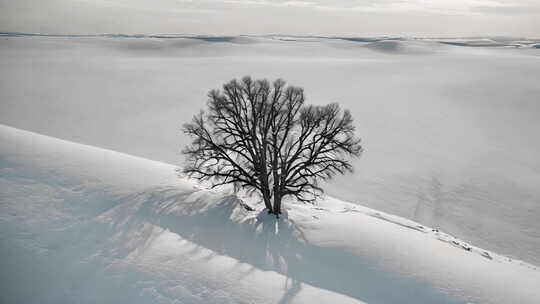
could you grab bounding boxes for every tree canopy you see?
[182,76,362,216]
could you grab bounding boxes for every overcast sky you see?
[1,0,539,37]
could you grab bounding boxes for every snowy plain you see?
[1,34,539,267]
[1,124,540,304]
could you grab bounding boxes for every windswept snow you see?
[1,124,539,304]
[0,125,361,304]
[1,34,539,267]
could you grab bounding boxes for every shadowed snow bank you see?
[1,124,539,304]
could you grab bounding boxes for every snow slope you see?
[1,35,539,266]
[1,124,539,304]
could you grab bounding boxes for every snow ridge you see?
[1,124,539,304]
[2,32,540,49]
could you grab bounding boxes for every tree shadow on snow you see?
[105,186,462,304]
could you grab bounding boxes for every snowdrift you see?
[3,35,539,268]
[2,35,540,268]
[1,124,539,304]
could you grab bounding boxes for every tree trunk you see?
[273,194,282,218]
[262,189,273,213]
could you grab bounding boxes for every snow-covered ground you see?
[1,34,539,270]
[1,124,539,304]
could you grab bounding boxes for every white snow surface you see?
[1,124,539,304]
[1,35,539,268]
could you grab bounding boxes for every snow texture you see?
[1,124,539,304]
[1,34,539,267]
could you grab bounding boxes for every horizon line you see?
[2,31,539,41]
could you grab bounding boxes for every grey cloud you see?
[0,0,539,36]
[472,5,540,16]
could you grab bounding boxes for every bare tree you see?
[182,76,362,217]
